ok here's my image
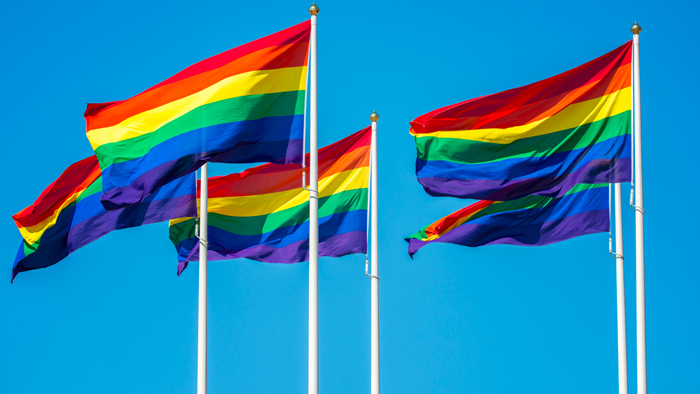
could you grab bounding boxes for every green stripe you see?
[169,218,197,246]
[407,183,608,240]
[208,188,367,236]
[169,189,368,241]
[22,239,40,257]
[415,111,631,165]
[75,176,103,203]
[19,177,106,258]
[470,183,607,220]
[96,90,306,168]
[408,227,429,241]
[30,178,102,228]
[564,182,608,196]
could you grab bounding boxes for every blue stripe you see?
[12,203,75,278]
[408,209,608,256]
[406,186,610,257]
[12,173,196,281]
[206,209,368,252]
[469,186,608,226]
[416,134,630,181]
[101,115,304,190]
[71,173,196,225]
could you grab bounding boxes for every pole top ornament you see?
[309,2,320,15]
[631,21,642,35]
[370,110,379,122]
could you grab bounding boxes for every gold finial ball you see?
[631,21,642,34]
[309,2,320,15]
[370,110,379,122]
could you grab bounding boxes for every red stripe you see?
[145,21,309,93]
[13,156,100,229]
[411,41,632,134]
[85,21,310,131]
[204,127,372,198]
[422,63,630,132]
[425,200,494,238]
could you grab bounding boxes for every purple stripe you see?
[69,194,196,251]
[419,158,630,201]
[12,193,196,282]
[101,138,303,210]
[408,209,609,257]
[178,231,366,274]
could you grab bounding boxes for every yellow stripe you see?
[17,190,86,245]
[88,66,308,149]
[203,167,368,218]
[412,87,631,144]
[423,201,503,241]
[169,216,193,226]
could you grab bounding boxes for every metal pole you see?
[369,111,380,394]
[197,163,208,394]
[308,3,319,394]
[631,21,647,394]
[614,183,628,394]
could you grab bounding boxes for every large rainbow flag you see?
[85,21,310,210]
[12,156,196,282]
[406,183,609,257]
[169,128,371,275]
[410,41,632,201]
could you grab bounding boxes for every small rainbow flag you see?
[410,41,632,201]
[405,183,609,257]
[85,21,310,209]
[12,156,196,282]
[169,128,371,275]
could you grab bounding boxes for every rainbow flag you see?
[85,21,310,210]
[12,156,196,282]
[169,128,370,275]
[405,183,609,257]
[410,41,632,201]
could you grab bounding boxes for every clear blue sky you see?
[2,1,698,393]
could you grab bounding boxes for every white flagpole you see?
[613,183,628,394]
[197,163,208,394]
[308,3,319,394]
[369,111,380,394]
[631,21,647,394]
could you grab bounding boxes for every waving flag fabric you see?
[406,183,609,257]
[170,127,370,275]
[12,156,196,282]
[85,21,310,210]
[410,41,632,201]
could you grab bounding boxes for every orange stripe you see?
[320,144,370,180]
[455,62,631,132]
[206,144,370,198]
[86,41,309,131]
[13,158,101,244]
[424,200,495,240]
[13,157,100,229]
